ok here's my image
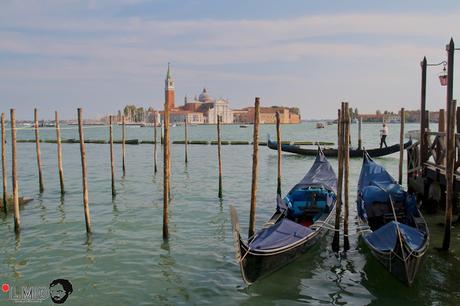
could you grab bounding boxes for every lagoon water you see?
[0,122,459,305]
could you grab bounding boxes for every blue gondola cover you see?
[249,218,314,250]
[365,221,426,252]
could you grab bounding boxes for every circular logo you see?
[1,283,9,293]
[49,279,73,304]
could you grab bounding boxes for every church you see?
[164,64,234,124]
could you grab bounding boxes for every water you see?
[0,122,459,305]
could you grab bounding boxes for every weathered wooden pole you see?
[55,111,64,194]
[1,113,7,213]
[122,115,126,176]
[420,57,429,164]
[439,109,446,132]
[343,103,350,251]
[217,115,223,198]
[78,108,91,234]
[332,107,343,252]
[248,97,260,238]
[276,111,282,196]
[398,108,405,185]
[358,116,362,150]
[163,97,171,240]
[442,38,455,251]
[109,116,116,196]
[34,108,44,193]
[184,118,188,164]
[11,109,20,233]
[456,106,460,162]
[153,111,158,173]
[161,120,164,145]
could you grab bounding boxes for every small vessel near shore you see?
[356,152,429,286]
[231,148,337,284]
[267,136,412,158]
[316,122,326,128]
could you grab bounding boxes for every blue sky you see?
[1,0,460,119]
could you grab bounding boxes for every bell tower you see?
[165,63,175,109]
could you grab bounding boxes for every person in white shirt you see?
[380,123,388,148]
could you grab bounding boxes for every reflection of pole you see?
[398,108,405,185]
[442,38,455,251]
[276,112,282,196]
[420,57,428,163]
[248,98,260,238]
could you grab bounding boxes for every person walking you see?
[380,123,388,148]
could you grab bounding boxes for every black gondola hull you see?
[233,205,335,284]
[358,218,429,286]
[268,139,412,158]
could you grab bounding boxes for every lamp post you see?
[419,58,447,164]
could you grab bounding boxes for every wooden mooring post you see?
[276,111,282,196]
[1,113,7,213]
[78,108,91,234]
[184,118,188,164]
[11,109,20,233]
[34,108,44,193]
[153,111,158,173]
[332,107,343,252]
[398,108,405,185]
[248,97,260,238]
[122,115,126,176]
[343,103,350,251]
[358,116,362,150]
[217,115,223,198]
[442,38,455,251]
[439,109,446,133]
[109,116,116,196]
[163,97,171,240]
[55,111,65,194]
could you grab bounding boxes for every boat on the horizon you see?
[231,147,337,284]
[267,136,412,158]
[316,122,326,128]
[239,124,249,128]
[356,152,429,286]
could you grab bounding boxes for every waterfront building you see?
[233,106,300,124]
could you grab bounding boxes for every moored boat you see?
[230,148,337,284]
[356,152,429,286]
[267,136,412,158]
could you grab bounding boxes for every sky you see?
[1,0,460,120]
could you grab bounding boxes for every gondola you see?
[267,136,412,158]
[230,148,337,284]
[356,152,429,286]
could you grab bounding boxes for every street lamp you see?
[419,58,447,164]
[438,63,448,86]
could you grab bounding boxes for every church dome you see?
[198,88,212,102]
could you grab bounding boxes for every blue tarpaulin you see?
[249,218,314,250]
[365,221,426,252]
[295,148,338,193]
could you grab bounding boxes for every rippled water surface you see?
[0,122,459,305]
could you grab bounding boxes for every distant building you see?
[233,106,300,124]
